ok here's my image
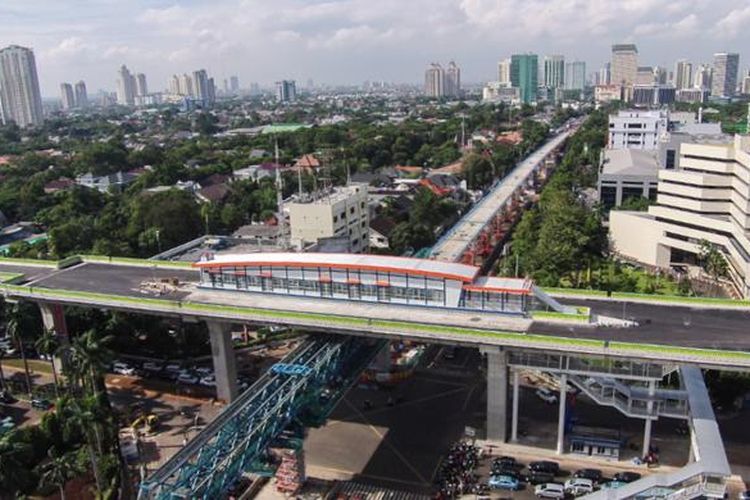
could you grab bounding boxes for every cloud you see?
[714,6,750,38]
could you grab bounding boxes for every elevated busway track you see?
[430,123,580,263]
[1,258,750,370]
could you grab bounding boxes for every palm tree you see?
[58,396,104,493]
[0,349,6,392]
[35,328,61,397]
[67,328,114,396]
[38,447,82,500]
[0,436,32,499]
[6,305,32,397]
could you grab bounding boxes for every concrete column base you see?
[38,303,70,375]
[483,347,508,442]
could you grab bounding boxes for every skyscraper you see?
[611,44,638,86]
[207,77,216,105]
[135,73,148,96]
[193,69,210,102]
[598,63,611,85]
[60,83,75,110]
[169,75,180,95]
[510,54,538,104]
[178,73,193,96]
[230,76,239,93]
[674,60,693,90]
[497,59,511,85]
[116,65,135,106]
[564,61,586,91]
[424,63,444,97]
[74,81,88,108]
[694,64,713,90]
[543,55,565,89]
[711,52,740,98]
[276,80,297,102]
[0,45,44,127]
[445,61,461,97]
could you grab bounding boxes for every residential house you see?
[75,171,138,193]
[369,216,397,249]
[419,172,461,197]
[293,154,321,173]
[43,177,75,194]
[196,183,231,204]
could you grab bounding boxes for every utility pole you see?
[274,137,288,248]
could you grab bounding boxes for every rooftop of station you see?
[195,252,483,282]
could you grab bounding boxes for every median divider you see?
[531,307,591,323]
[2,282,750,368]
[0,272,24,284]
[543,287,750,308]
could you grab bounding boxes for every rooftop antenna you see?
[274,136,287,248]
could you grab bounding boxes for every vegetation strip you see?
[543,287,750,307]
[3,283,749,366]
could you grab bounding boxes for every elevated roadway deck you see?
[1,259,750,370]
[431,124,577,262]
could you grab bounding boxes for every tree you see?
[0,436,32,498]
[698,240,728,296]
[38,447,82,500]
[35,329,61,397]
[6,305,32,396]
[59,396,103,493]
[67,328,114,395]
[462,153,494,189]
[389,222,434,255]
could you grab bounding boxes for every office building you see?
[482,82,520,104]
[711,53,740,98]
[564,61,586,91]
[60,83,75,110]
[543,55,565,89]
[207,77,216,105]
[74,81,88,108]
[742,73,750,95]
[230,75,239,93]
[287,184,369,253]
[424,63,445,97]
[598,63,611,85]
[510,54,538,104]
[595,85,622,103]
[636,66,656,85]
[674,60,692,90]
[608,110,668,150]
[193,69,210,102]
[694,64,713,90]
[498,58,511,85]
[116,65,136,106]
[179,73,193,96]
[631,85,676,107]
[276,80,297,102]
[610,134,750,298]
[611,44,638,86]
[0,45,44,127]
[135,73,148,96]
[445,61,461,97]
[676,88,709,104]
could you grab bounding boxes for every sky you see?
[1,0,749,97]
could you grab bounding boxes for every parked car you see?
[142,361,163,373]
[535,387,558,404]
[573,468,603,483]
[613,472,641,483]
[529,461,560,475]
[565,478,594,496]
[199,375,216,387]
[31,398,52,410]
[526,471,556,485]
[195,367,213,377]
[113,362,135,376]
[177,372,199,385]
[535,483,565,499]
[489,475,521,491]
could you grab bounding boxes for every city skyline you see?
[1,0,749,96]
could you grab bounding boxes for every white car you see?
[195,367,213,377]
[143,361,162,373]
[535,483,565,499]
[565,478,594,496]
[535,387,558,404]
[199,375,215,387]
[177,372,199,385]
[113,362,135,376]
[165,363,181,373]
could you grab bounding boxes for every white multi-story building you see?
[0,45,44,127]
[543,55,565,89]
[74,81,88,108]
[424,63,445,98]
[135,73,148,96]
[287,184,369,253]
[608,110,668,150]
[610,135,750,298]
[564,61,586,91]
[497,58,511,85]
[674,60,693,90]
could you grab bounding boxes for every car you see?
[565,478,594,496]
[493,456,521,467]
[535,387,558,404]
[613,472,641,483]
[177,372,199,385]
[195,367,213,376]
[142,361,163,373]
[0,390,16,404]
[488,475,521,491]
[1,345,17,356]
[526,471,556,485]
[113,362,135,376]
[738,491,750,500]
[199,375,216,387]
[165,363,181,373]
[529,461,560,475]
[573,468,603,483]
[31,398,52,410]
[601,481,627,490]
[535,483,565,499]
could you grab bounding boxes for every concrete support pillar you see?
[556,373,567,455]
[511,369,520,442]
[207,321,238,403]
[643,380,656,456]
[39,303,69,374]
[372,342,391,372]
[484,348,508,442]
